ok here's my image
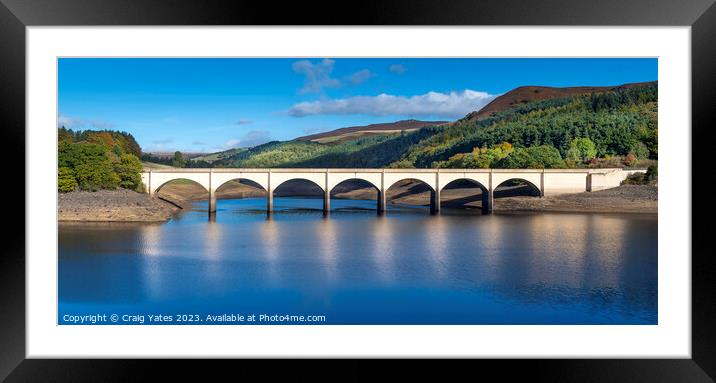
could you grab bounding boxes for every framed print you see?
[2,0,715,381]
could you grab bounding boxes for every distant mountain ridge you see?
[465,81,658,121]
[296,119,447,143]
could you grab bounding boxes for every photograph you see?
[3,0,714,377]
[57,57,659,326]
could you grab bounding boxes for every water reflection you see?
[425,215,449,278]
[317,218,339,281]
[58,198,658,324]
[370,214,395,282]
[260,215,280,283]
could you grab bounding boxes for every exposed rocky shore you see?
[494,185,657,214]
[58,189,180,222]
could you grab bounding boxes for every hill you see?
[191,148,247,163]
[464,81,657,121]
[296,119,447,144]
[196,81,657,170]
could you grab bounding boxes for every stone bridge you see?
[141,168,640,214]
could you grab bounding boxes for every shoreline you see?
[58,184,657,223]
[58,189,181,223]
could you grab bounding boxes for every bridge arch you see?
[214,178,267,193]
[330,177,379,193]
[210,172,269,192]
[327,176,380,194]
[386,177,436,193]
[148,172,211,195]
[385,177,437,213]
[439,178,490,213]
[153,178,209,195]
[494,178,542,198]
[439,177,488,193]
[491,171,543,197]
[152,178,210,211]
[272,177,325,193]
[270,178,327,214]
[213,178,267,211]
[329,178,380,212]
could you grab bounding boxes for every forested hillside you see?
[58,127,143,192]
[205,82,657,170]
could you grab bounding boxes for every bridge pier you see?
[377,190,385,214]
[433,170,440,214]
[323,189,330,215]
[208,169,216,215]
[430,190,438,214]
[267,189,273,214]
[209,190,217,214]
[482,189,493,214]
[322,171,330,215]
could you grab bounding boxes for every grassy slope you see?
[142,161,176,169]
[296,119,447,143]
[192,147,247,163]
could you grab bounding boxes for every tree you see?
[75,162,119,191]
[114,154,144,190]
[58,142,119,191]
[645,128,658,159]
[566,137,597,162]
[172,151,186,168]
[646,164,658,182]
[496,145,565,169]
[112,144,124,157]
[58,167,78,192]
[630,141,650,160]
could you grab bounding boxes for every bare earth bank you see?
[495,185,657,214]
[58,189,180,222]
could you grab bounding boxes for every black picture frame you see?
[1,0,714,380]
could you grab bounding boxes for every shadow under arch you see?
[330,178,380,212]
[154,178,209,210]
[213,178,269,214]
[440,178,490,214]
[385,178,437,214]
[494,178,542,198]
[215,178,267,199]
[272,178,326,213]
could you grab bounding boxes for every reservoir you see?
[58,197,657,325]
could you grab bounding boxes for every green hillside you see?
[191,147,247,163]
[203,82,657,169]
[58,128,144,192]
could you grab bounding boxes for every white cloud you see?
[57,114,115,130]
[235,119,253,125]
[287,89,496,118]
[389,64,407,74]
[346,69,375,85]
[292,59,341,94]
[221,139,241,149]
[218,130,273,150]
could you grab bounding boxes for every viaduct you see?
[141,168,641,215]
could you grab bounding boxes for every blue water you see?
[58,198,658,325]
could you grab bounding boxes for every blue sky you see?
[58,58,657,153]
